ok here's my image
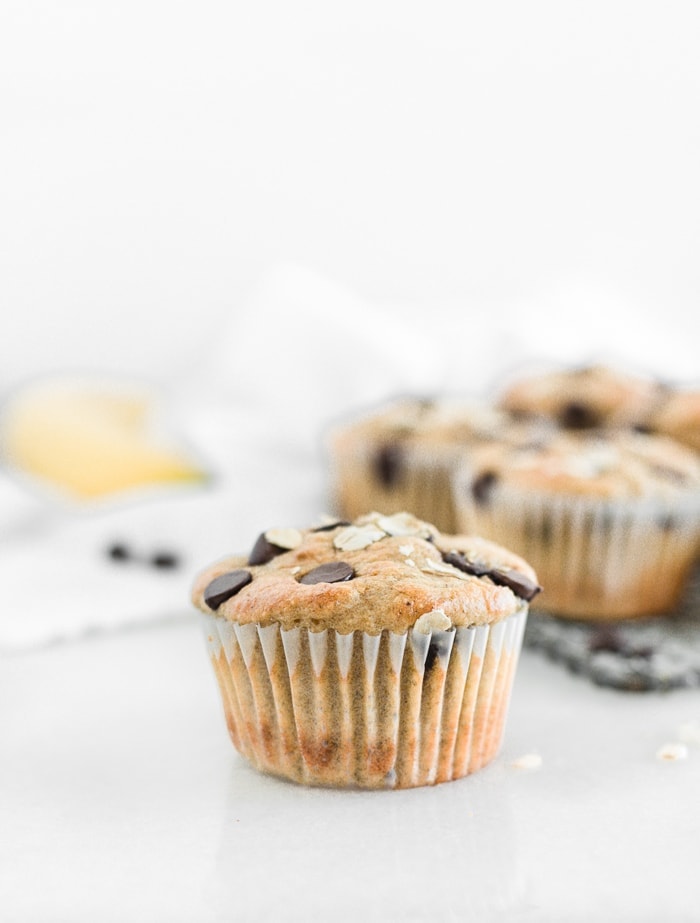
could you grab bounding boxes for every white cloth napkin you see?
[0,263,460,652]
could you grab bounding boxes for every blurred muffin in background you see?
[646,388,700,454]
[327,395,549,533]
[453,429,700,621]
[497,363,666,431]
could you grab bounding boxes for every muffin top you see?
[192,511,540,634]
[461,430,700,502]
[330,395,513,452]
[498,363,665,431]
[648,389,700,453]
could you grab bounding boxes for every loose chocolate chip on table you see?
[442,551,490,577]
[374,443,404,488]
[558,401,601,430]
[204,569,253,610]
[488,567,541,602]
[248,532,285,566]
[299,561,355,585]
[311,520,351,532]
[106,543,131,562]
[150,551,180,569]
[471,470,498,505]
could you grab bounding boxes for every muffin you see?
[646,388,700,453]
[327,396,533,533]
[497,363,665,431]
[453,430,700,620]
[192,511,539,789]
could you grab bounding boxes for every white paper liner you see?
[452,467,700,619]
[200,607,528,789]
[330,441,461,533]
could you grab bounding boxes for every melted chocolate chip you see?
[442,551,490,577]
[471,470,498,506]
[204,569,253,610]
[311,520,351,532]
[299,561,355,585]
[248,532,285,566]
[558,401,601,430]
[488,567,542,602]
[374,443,404,488]
[632,423,654,435]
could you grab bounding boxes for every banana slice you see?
[1,377,208,501]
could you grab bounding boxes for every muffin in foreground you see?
[453,431,700,620]
[192,511,540,789]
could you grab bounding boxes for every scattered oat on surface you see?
[511,753,543,770]
[656,742,689,762]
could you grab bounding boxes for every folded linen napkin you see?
[0,263,457,652]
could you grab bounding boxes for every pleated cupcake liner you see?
[331,443,460,534]
[453,473,700,620]
[200,607,527,789]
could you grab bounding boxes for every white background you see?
[2,1,700,392]
[3,6,700,921]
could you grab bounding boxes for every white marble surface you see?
[4,615,700,923]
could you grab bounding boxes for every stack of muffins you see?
[327,364,700,621]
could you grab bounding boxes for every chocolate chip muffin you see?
[498,363,665,431]
[646,388,700,454]
[327,396,537,533]
[192,511,539,789]
[453,431,700,620]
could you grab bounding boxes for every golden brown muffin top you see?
[191,512,540,633]
[460,430,700,502]
[498,363,665,431]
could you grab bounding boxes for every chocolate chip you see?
[106,542,131,563]
[442,551,490,577]
[204,569,253,610]
[488,567,542,602]
[374,443,404,488]
[471,470,498,506]
[299,561,354,585]
[558,401,601,430]
[311,520,351,532]
[632,423,654,435]
[248,532,285,566]
[150,551,180,569]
